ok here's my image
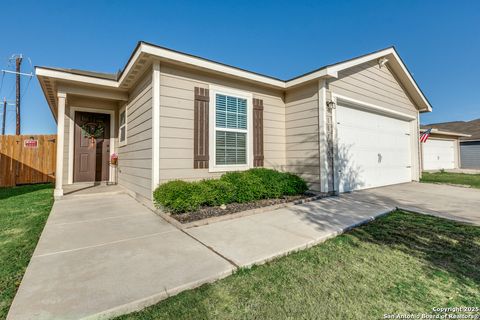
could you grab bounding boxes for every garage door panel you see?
[460,142,480,169]
[376,170,409,188]
[336,104,412,193]
[337,125,376,144]
[422,139,455,170]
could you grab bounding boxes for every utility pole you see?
[15,56,22,135]
[2,97,6,135]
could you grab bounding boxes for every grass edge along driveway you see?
[117,210,480,320]
[0,184,53,319]
[421,171,480,189]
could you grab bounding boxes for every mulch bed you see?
[171,194,314,224]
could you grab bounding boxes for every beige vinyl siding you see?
[158,63,286,184]
[285,82,321,191]
[118,72,153,200]
[328,60,417,116]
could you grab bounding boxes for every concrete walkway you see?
[185,182,480,268]
[8,182,479,319]
[7,193,234,320]
[186,197,394,267]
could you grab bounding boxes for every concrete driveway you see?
[346,182,480,225]
[7,193,234,320]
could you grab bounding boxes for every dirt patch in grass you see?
[172,194,314,224]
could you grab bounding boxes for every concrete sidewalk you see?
[186,196,394,267]
[7,193,234,320]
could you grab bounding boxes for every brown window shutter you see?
[194,87,209,169]
[253,98,264,167]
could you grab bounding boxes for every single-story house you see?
[419,128,471,170]
[36,42,432,205]
[422,119,480,169]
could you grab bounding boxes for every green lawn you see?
[117,211,480,320]
[421,171,480,189]
[0,184,53,319]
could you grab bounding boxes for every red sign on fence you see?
[24,140,38,148]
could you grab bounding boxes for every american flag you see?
[420,128,432,143]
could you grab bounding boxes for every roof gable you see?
[35,42,433,113]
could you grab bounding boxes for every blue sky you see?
[0,0,478,134]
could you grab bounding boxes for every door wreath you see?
[81,122,105,143]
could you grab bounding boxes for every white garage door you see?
[422,139,455,170]
[336,105,412,192]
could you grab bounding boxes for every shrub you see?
[153,168,308,213]
[247,168,286,198]
[200,179,235,206]
[153,180,203,213]
[282,172,309,195]
[221,171,267,203]
[246,168,308,196]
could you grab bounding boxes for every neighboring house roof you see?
[420,128,471,139]
[36,41,433,117]
[421,119,480,141]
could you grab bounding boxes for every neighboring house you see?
[36,42,432,204]
[419,128,470,170]
[422,119,480,169]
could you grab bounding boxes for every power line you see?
[0,69,33,77]
[0,71,4,95]
[20,74,32,100]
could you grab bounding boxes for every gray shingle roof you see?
[39,67,119,80]
[422,119,480,141]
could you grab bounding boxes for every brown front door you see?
[74,112,111,182]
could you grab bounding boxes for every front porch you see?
[63,182,125,197]
[47,85,128,197]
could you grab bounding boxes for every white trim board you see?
[317,79,329,193]
[332,94,417,121]
[118,104,127,147]
[68,107,116,185]
[151,62,161,191]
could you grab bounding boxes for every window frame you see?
[119,104,127,146]
[209,85,253,172]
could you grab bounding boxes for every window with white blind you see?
[119,105,127,146]
[210,87,253,172]
[215,94,247,165]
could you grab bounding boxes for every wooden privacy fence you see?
[0,135,56,187]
